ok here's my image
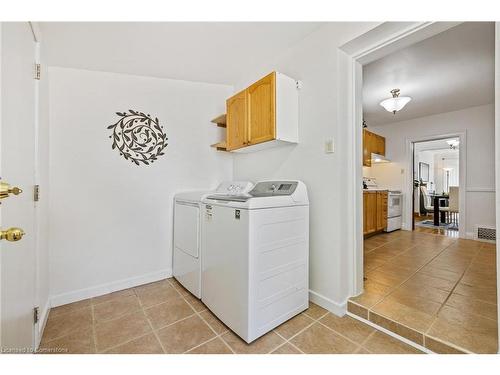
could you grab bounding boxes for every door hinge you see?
[34,184,40,202]
[33,307,39,324]
[34,63,41,80]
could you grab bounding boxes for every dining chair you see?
[420,186,434,216]
[440,186,459,226]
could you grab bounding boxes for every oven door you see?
[388,194,402,218]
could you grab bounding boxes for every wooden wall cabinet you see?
[363,190,388,235]
[362,129,386,167]
[220,71,298,152]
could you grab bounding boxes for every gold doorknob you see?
[0,181,23,200]
[0,227,25,242]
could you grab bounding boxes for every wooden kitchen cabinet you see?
[363,190,388,236]
[226,90,248,150]
[362,129,386,167]
[221,71,298,152]
[247,72,276,145]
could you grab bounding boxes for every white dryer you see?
[201,180,309,343]
[173,181,253,298]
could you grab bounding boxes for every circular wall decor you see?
[107,110,168,166]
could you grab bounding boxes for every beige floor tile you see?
[105,333,164,354]
[319,313,374,344]
[371,296,437,332]
[49,299,91,318]
[445,293,497,321]
[274,313,313,339]
[271,343,302,354]
[222,330,284,354]
[350,280,393,308]
[393,282,450,305]
[200,310,228,335]
[424,336,466,354]
[144,297,194,329]
[187,337,233,354]
[290,323,358,354]
[168,278,191,296]
[417,264,463,282]
[183,293,207,312]
[362,331,423,354]
[156,315,215,353]
[303,302,328,319]
[134,282,180,308]
[453,283,497,304]
[369,312,423,345]
[43,307,93,342]
[93,294,142,323]
[39,327,95,354]
[427,305,498,354]
[91,288,136,305]
[347,301,369,319]
[95,310,152,352]
[404,273,457,292]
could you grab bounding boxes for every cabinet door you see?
[226,90,248,150]
[363,129,373,167]
[376,191,388,231]
[247,72,276,145]
[372,134,386,156]
[364,192,377,234]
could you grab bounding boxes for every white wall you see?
[231,23,380,313]
[48,67,233,305]
[367,104,495,236]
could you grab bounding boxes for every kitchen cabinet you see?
[363,190,388,236]
[362,129,386,167]
[226,90,248,150]
[213,71,299,153]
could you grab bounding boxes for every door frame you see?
[339,21,499,352]
[405,132,466,238]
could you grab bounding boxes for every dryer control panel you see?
[249,181,298,197]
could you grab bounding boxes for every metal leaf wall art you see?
[107,110,168,166]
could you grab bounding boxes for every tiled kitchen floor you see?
[349,230,498,354]
[39,277,422,354]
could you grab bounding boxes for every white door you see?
[0,22,37,353]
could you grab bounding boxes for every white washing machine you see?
[201,180,309,343]
[173,181,253,298]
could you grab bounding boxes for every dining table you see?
[431,194,449,226]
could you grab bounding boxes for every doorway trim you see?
[405,132,466,238]
[339,21,463,298]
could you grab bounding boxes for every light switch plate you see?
[325,138,335,153]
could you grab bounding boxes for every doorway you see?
[412,136,463,238]
[340,22,499,353]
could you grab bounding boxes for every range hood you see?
[371,153,391,164]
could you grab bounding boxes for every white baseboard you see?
[50,268,172,308]
[466,232,474,239]
[309,290,346,317]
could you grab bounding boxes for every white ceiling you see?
[39,22,323,85]
[363,22,494,126]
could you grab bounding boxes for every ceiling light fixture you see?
[379,88,412,114]
[446,139,460,150]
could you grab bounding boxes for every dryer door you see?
[174,201,200,258]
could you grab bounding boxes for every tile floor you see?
[414,214,459,238]
[39,277,423,354]
[349,229,498,354]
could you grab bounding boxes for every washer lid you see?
[174,190,212,203]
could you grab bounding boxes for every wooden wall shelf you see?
[210,141,227,151]
[211,114,227,128]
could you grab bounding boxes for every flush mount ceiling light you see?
[447,139,460,150]
[379,88,412,114]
